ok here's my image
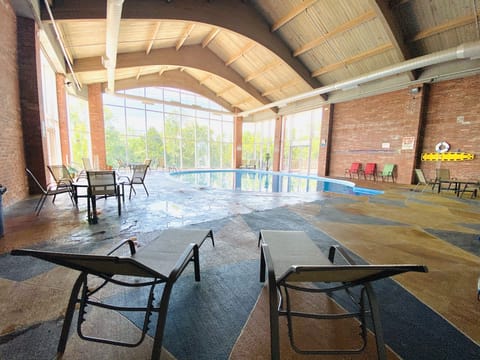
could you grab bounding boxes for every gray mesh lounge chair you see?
[11,228,214,360]
[258,230,428,360]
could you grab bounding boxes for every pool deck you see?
[0,170,479,359]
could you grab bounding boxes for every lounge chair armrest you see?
[168,242,198,282]
[107,239,137,255]
[328,245,358,265]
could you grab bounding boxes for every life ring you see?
[435,141,450,153]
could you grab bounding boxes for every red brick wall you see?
[88,84,107,169]
[421,76,480,181]
[317,105,332,176]
[0,2,28,207]
[329,87,424,184]
[17,16,48,195]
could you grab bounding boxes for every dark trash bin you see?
[0,185,6,237]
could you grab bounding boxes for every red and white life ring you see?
[435,141,450,153]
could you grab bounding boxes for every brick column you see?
[17,16,47,193]
[272,115,283,171]
[317,104,333,176]
[233,115,243,168]
[56,74,71,165]
[88,84,107,169]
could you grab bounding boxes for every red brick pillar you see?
[17,16,48,193]
[56,74,71,165]
[272,115,283,172]
[233,115,243,168]
[88,84,107,169]
[317,104,333,177]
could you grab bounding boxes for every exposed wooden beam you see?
[225,41,256,66]
[410,11,480,42]
[245,60,282,82]
[293,10,377,57]
[311,43,394,78]
[146,21,161,55]
[176,23,195,51]
[271,0,317,32]
[47,0,324,92]
[136,67,142,80]
[202,27,220,48]
[371,0,413,79]
[112,70,235,112]
[199,74,213,85]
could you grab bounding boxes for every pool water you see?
[170,169,383,196]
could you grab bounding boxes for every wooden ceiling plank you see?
[293,10,377,57]
[225,41,256,66]
[217,85,235,97]
[271,0,318,32]
[262,79,299,97]
[245,59,283,82]
[146,21,161,54]
[176,23,195,51]
[311,43,394,77]
[410,11,480,42]
[202,27,220,48]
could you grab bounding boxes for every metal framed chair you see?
[25,168,75,215]
[11,228,214,360]
[86,170,122,224]
[345,162,362,179]
[379,164,396,183]
[362,163,377,181]
[119,164,150,200]
[47,164,75,186]
[259,230,428,360]
[413,169,435,192]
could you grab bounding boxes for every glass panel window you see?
[101,87,233,170]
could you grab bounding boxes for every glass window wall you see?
[103,87,234,169]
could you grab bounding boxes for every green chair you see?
[379,164,396,182]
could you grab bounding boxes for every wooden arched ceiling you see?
[30,0,480,115]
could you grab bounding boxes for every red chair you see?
[362,163,377,181]
[345,162,362,179]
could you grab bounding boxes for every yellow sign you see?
[421,152,475,161]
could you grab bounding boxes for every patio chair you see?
[435,168,455,192]
[86,170,122,224]
[345,162,362,179]
[10,228,214,360]
[259,230,428,360]
[119,164,149,200]
[47,164,75,186]
[25,168,75,215]
[413,169,436,192]
[379,164,396,182]
[362,163,377,181]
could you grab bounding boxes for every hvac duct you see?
[239,41,480,117]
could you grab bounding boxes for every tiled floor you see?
[0,171,479,359]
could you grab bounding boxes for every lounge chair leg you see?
[151,282,175,360]
[57,274,85,356]
[268,280,280,360]
[364,284,387,360]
